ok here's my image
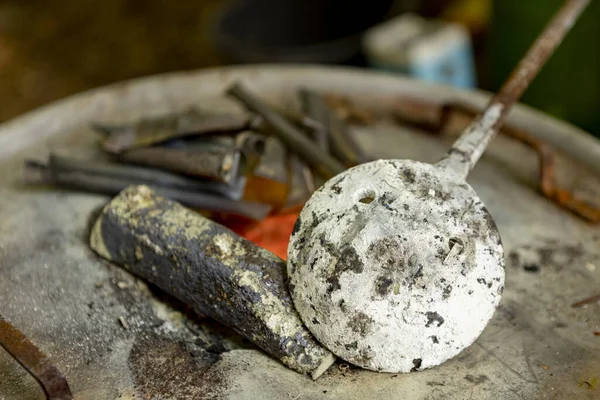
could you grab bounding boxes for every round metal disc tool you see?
[287,0,589,373]
[287,159,504,372]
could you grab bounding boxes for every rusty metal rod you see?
[438,0,590,179]
[0,314,73,400]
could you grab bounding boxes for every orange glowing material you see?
[229,212,300,260]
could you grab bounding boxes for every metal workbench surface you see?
[0,65,598,399]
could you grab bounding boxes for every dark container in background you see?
[215,0,394,65]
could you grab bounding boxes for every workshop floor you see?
[0,0,227,123]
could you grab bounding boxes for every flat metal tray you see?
[0,66,599,400]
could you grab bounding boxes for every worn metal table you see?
[0,66,599,399]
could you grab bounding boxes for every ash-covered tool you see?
[287,0,589,373]
[0,314,72,400]
[89,185,335,379]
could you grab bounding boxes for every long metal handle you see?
[437,0,590,180]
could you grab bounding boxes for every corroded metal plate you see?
[0,66,599,399]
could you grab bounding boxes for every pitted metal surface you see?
[0,66,599,399]
[287,159,504,372]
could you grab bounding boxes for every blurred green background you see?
[490,0,600,136]
[0,0,596,137]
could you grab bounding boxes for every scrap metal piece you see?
[89,185,335,379]
[226,82,345,179]
[300,89,369,167]
[0,314,73,400]
[243,136,289,209]
[161,131,264,180]
[500,119,600,223]
[47,154,246,200]
[297,90,332,193]
[246,108,319,209]
[235,131,267,175]
[95,109,250,154]
[23,161,269,221]
[283,154,315,211]
[121,146,242,185]
[248,105,326,141]
[328,115,368,167]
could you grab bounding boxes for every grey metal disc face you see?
[287,159,505,373]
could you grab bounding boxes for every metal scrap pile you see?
[22,80,600,231]
[22,83,369,226]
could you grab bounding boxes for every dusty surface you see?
[0,66,599,399]
[287,159,504,372]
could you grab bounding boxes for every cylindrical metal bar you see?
[89,186,335,378]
